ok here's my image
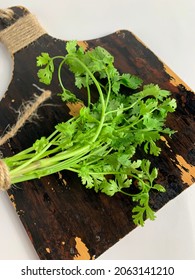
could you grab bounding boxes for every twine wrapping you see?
[0,159,11,191]
[0,8,14,20]
[0,12,46,54]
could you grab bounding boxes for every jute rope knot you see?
[0,8,14,20]
[0,159,11,191]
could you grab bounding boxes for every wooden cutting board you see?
[0,6,194,260]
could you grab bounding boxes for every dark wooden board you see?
[0,6,194,260]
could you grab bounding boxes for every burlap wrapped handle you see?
[0,7,46,54]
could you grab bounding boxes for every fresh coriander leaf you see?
[130,160,142,169]
[79,165,94,189]
[36,52,51,66]
[132,205,145,226]
[116,174,132,189]
[119,73,143,89]
[152,184,166,192]
[66,40,77,54]
[100,179,119,196]
[149,140,161,156]
[146,206,156,221]
[59,89,79,102]
[37,60,54,85]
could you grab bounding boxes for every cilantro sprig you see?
[3,41,176,226]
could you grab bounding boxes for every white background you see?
[0,0,195,260]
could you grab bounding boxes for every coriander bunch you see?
[2,41,176,226]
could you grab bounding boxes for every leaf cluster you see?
[5,41,177,227]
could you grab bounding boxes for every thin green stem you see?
[105,98,141,117]
[64,55,107,143]
[85,73,91,106]
[58,59,67,91]
[66,56,105,108]
[105,69,111,108]
[9,130,59,175]
[119,190,136,197]
[116,107,157,132]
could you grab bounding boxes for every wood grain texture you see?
[0,6,194,260]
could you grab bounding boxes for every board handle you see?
[0,6,46,55]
